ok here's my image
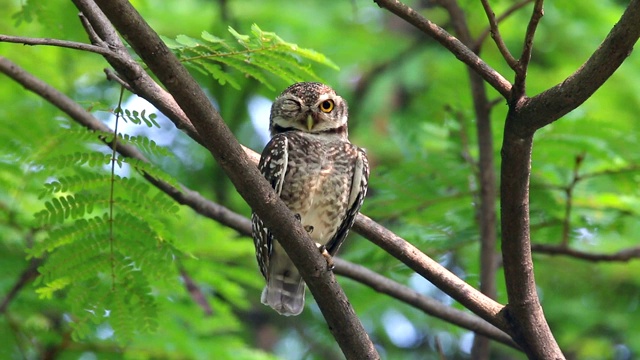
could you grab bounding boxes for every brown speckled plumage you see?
[251,82,369,316]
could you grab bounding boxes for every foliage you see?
[1,0,640,359]
[168,24,338,90]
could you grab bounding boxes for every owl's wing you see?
[326,147,369,255]
[251,134,289,279]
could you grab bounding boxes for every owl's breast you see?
[279,136,355,244]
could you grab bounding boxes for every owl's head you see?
[269,82,349,137]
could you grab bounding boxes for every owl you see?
[251,82,369,316]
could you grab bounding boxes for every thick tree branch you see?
[500,130,563,357]
[333,259,519,350]
[83,1,378,358]
[518,0,640,132]
[353,215,508,333]
[498,5,640,353]
[72,0,205,145]
[373,0,512,98]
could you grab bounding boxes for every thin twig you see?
[104,68,134,92]
[0,34,113,56]
[532,244,640,262]
[373,0,512,98]
[560,153,584,247]
[179,265,214,316]
[479,0,518,68]
[513,0,544,97]
[444,104,478,171]
[580,164,640,180]
[474,0,534,52]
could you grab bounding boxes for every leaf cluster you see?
[27,121,180,343]
[167,24,338,90]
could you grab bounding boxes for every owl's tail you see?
[261,269,306,316]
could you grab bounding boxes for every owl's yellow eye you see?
[319,99,334,113]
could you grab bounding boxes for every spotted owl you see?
[251,82,369,316]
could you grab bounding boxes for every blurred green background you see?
[1,0,639,359]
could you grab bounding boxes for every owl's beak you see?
[306,114,314,131]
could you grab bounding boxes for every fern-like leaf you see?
[30,90,184,344]
[38,173,111,199]
[117,134,173,158]
[122,109,160,128]
[34,193,106,226]
[171,24,339,90]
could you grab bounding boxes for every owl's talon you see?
[294,213,302,222]
[304,225,314,234]
[315,243,335,271]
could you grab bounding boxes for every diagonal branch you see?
[0,34,113,56]
[353,215,508,333]
[373,0,512,98]
[72,0,262,167]
[334,259,519,349]
[474,0,534,52]
[532,244,640,262]
[0,258,42,314]
[479,0,518,68]
[82,1,378,358]
[513,0,544,97]
[517,0,640,132]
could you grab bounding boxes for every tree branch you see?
[513,0,544,97]
[73,0,263,166]
[473,0,534,52]
[72,0,205,144]
[518,0,640,132]
[0,34,113,56]
[333,259,519,350]
[352,215,509,333]
[500,130,563,357]
[0,258,42,314]
[479,0,518,68]
[81,1,379,358]
[372,0,512,98]
[179,265,214,316]
[532,244,640,262]
[497,6,640,352]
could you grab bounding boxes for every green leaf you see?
[171,24,339,89]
